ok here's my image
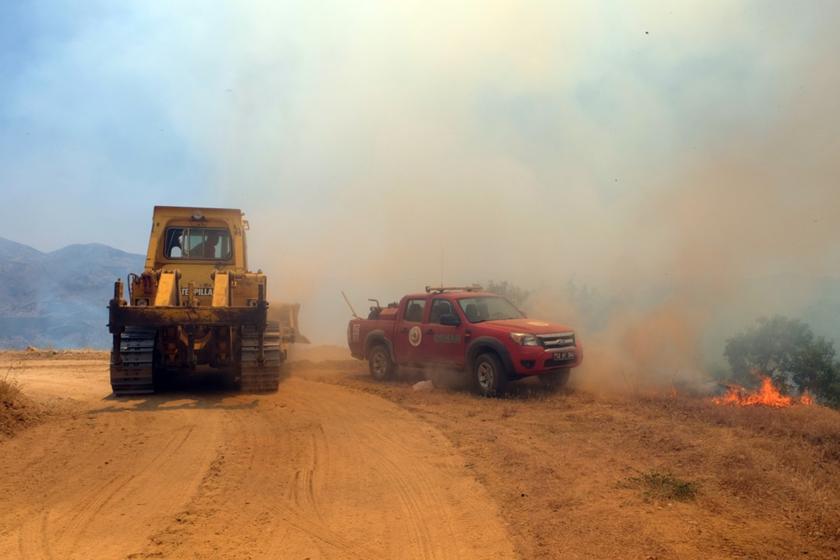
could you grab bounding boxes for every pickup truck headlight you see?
[510,332,539,346]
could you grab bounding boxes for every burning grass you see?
[636,391,840,461]
[713,375,813,408]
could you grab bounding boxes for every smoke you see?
[216,2,840,389]
[5,2,840,387]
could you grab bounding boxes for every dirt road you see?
[2,352,839,560]
[0,356,514,560]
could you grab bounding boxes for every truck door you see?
[422,298,466,366]
[393,297,427,364]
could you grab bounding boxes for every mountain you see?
[0,237,144,348]
[0,237,44,261]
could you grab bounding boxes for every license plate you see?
[553,350,574,361]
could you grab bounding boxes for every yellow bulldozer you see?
[107,206,303,395]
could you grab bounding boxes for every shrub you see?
[624,470,698,501]
[724,316,840,407]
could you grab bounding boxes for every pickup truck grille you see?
[537,332,576,349]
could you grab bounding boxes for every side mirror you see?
[440,313,461,327]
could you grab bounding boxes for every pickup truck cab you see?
[347,286,583,396]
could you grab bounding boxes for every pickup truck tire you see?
[539,368,570,391]
[368,344,396,381]
[472,352,507,397]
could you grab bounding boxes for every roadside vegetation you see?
[0,372,21,403]
[316,360,840,559]
[622,470,698,502]
[0,369,26,437]
[724,315,840,407]
[0,361,44,438]
[485,278,840,408]
[485,280,531,307]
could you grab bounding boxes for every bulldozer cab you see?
[146,206,248,272]
[141,207,255,308]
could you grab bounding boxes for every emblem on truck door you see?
[408,326,423,347]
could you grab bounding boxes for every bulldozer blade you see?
[269,302,309,344]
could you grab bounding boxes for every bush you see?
[485,280,530,307]
[724,316,840,407]
[623,470,698,501]
[0,374,21,405]
[1,373,27,438]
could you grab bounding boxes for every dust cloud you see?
[187,2,840,389]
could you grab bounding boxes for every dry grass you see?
[0,372,21,403]
[623,470,698,502]
[0,373,24,437]
[3,352,839,558]
[0,349,108,361]
[301,362,840,560]
[0,367,41,438]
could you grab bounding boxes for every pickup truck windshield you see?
[457,296,524,323]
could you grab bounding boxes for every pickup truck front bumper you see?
[512,343,583,375]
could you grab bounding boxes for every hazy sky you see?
[2,1,839,347]
[2,1,826,252]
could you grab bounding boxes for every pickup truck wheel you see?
[473,352,507,397]
[539,368,570,391]
[368,345,395,381]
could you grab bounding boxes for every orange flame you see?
[800,391,814,406]
[712,376,811,408]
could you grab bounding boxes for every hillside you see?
[0,237,144,348]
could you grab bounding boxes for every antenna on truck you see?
[440,246,444,291]
[341,291,360,319]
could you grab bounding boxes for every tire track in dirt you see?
[266,379,515,560]
[56,425,197,555]
[1,359,515,560]
[142,398,388,559]
[125,379,514,559]
[0,392,223,560]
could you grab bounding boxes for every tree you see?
[485,280,530,307]
[724,316,840,406]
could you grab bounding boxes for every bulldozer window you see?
[164,227,232,260]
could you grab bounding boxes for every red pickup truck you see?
[347,286,583,396]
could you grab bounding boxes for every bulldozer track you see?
[239,323,283,393]
[109,327,155,396]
